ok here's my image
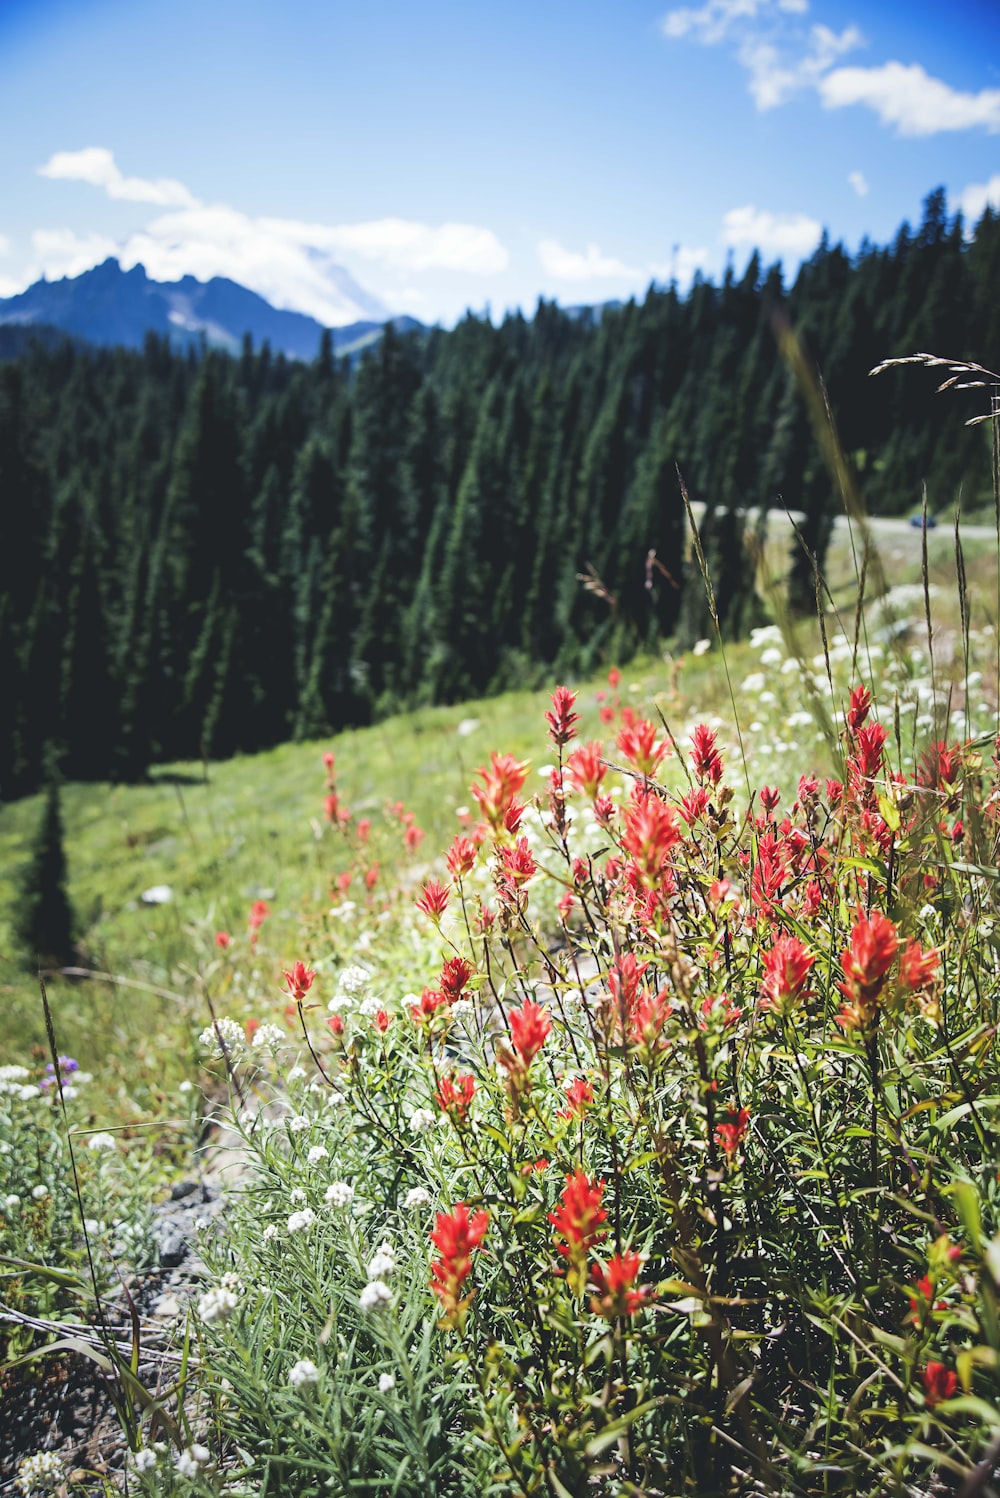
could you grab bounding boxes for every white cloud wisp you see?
[819,61,1000,136]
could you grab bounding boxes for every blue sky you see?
[0,0,998,325]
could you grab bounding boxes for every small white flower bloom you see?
[325,1181,354,1208]
[289,1187,308,1205]
[17,1084,41,1100]
[450,998,474,1018]
[199,1018,246,1059]
[175,1445,212,1478]
[5,1193,21,1210]
[288,1357,320,1388]
[359,1279,393,1313]
[31,1184,49,1201]
[287,1208,315,1234]
[691,638,711,656]
[262,1223,279,1242]
[87,1132,117,1151]
[252,1024,286,1054]
[339,964,372,996]
[358,994,383,1018]
[198,1286,238,1323]
[133,1449,159,1472]
[409,1108,435,1134]
[83,1218,102,1234]
[287,1064,307,1081]
[378,1372,396,1392]
[15,1451,67,1494]
[307,1144,328,1165]
[287,1114,310,1133]
[367,1248,395,1281]
[0,1065,30,1081]
[327,993,349,1014]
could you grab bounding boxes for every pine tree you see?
[15,770,76,969]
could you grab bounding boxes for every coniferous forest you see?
[1,189,997,800]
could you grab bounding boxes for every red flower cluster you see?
[416,879,450,922]
[715,1107,751,1161]
[436,1072,475,1121]
[759,934,816,1014]
[248,898,270,947]
[621,788,680,888]
[282,960,316,1006]
[446,835,477,879]
[589,1250,652,1319]
[837,908,899,1033]
[922,1361,957,1406]
[567,741,606,800]
[441,956,473,999]
[616,713,670,778]
[549,1171,608,1262]
[557,1077,595,1119]
[689,723,724,785]
[430,1202,489,1318]
[472,751,531,831]
[507,1000,551,1066]
[545,685,580,748]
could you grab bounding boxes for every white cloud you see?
[959,173,1000,225]
[819,61,1000,135]
[31,228,120,279]
[0,234,10,256]
[537,238,639,282]
[740,22,861,109]
[650,245,711,287]
[258,215,509,274]
[661,0,805,47]
[39,147,198,207]
[31,148,512,325]
[848,170,869,197]
[721,204,822,259]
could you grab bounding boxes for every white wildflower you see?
[409,1108,435,1134]
[87,1132,117,1151]
[307,1144,328,1165]
[287,1208,315,1234]
[378,1372,396,1392]
[691,638,711,656]
[175,1445,212,1479]
[252,1024,285,1054]
[17,1084,41,1100]
[339,964,372,996]
[367,1247,396,1281]
[178,1079,194,1093]
[287,1114,310,1133]
[325,1089,348,1108]
[289,1357,320,1388]
[132,1449,159,1472]
[199,1018,246,1059]
[287,1064,307,1081]
[451,998,474,1018]
[289,1187,308,1205]
[358,995,383,1018]
[359,1279,393,1313]
[262,1223,279,1242]
[4,1193,20,1210]
[0,1065,29,1081]
[325,1181,354,1208]
[31,1185,49,1201]
[197,1286,237,1323]
[740,672,766,694]
[15,1452,66,1493]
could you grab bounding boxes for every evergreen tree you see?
[15,771,76,969]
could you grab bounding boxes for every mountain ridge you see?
[0,258,420,360]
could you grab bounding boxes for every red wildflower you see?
[508,1000,551,1066]
[245,1018,259,1041]
[436,1072,476,1121]
[415,879,450,922]
[679,786,711,826]
[327,1013,344,1036]
[759,934,816,1013]
[689,723,724,785]
[440,956,473,998]
[599,705,615,725]
[357,817,371,844]
[589,1250,651,1319]
[898,938,939,998]
[446,835,477,879]
[375,1009,391,1033]
[335,871,352,896]
[617,715,670,778]
[324,792,340,822]
[760,785,780,816]
[497,837,537,904]
[248,899,270,931]
[621,787,681,887]
[608,667,621,689]
[471,752,531,831]
[750,827,786,911]
[715,1107,751,1161]
[430,1202,489,1317]
[850,722,887,786]
[503,799,526,836]
[557,1077,594,1120]
[557,890,574,923]
[549,1171,608,1262]
[322,750,335,776]
[404,824,425,853]
[922,1361,958,1407]
[409,987,448,1024]
[567,741,607,799]
[214,931,231,948]
[846,684,872,733]
[282,960,316,1006]
[836,908,899,1033]
[546,686,581,748]
[594,793,616,827]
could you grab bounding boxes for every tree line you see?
[1,187,996,799]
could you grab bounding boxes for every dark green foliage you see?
[0,190,995,796]
[14,773,75,969]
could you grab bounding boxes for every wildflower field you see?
[5,497,1000,1495]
